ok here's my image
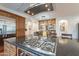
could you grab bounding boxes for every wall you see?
[54,4,79,40]
[56,15,79,40]
[25,20,39,37]
[55,3,79,17]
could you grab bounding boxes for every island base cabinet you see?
[4,41,16,56]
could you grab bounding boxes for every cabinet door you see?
[4,42,10,56]
[4,41,16,56]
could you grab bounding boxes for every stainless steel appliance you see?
[22,38,57,56]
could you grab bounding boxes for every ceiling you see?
[1,3,79,17]
[0,3,54,16]
[55,3,79,16]
[0,3,30,13]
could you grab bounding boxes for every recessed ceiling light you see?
[32,13,34,15]
[45,4,48,7]
[27,10,30,13]
[48,8,50,11]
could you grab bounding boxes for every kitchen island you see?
[4,37,57,56]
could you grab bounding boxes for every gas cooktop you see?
[22,38,57,54]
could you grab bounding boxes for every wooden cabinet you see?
[0,10,25,43]
[16,16,25,42]
[38,18,56,37]
[39,18,56,30]
[4,41,16,56]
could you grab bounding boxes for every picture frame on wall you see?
[60,22,66,32]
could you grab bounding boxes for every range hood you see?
[25,3,54,16]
